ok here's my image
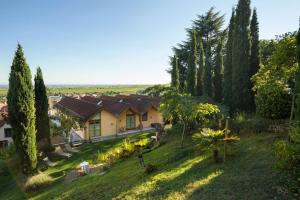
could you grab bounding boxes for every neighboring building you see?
[48,95,62,116]
[0,115,13,148]
[54,95,163,140]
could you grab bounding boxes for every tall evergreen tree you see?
[196,38,205,96]
[186,29,198,95]
[203,40,213,97]
[7,44,37,175]
[34,67,52,152]
[294,23,300,124]
[170,55,180,89]
[232,0,252,112]
[214,38,223,102]
[223,10,235,111]
[249,8,260,111]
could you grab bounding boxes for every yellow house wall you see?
[141,108,163,128]
[101,110,118,136]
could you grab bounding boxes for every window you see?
[4,128,12,138]
[89,120,100,138]
[142,112,148,121]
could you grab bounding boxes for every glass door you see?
[126,114,135,130]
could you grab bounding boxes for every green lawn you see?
[2,131,287,200]
[0,160,24,200]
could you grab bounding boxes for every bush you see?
[0,144,15,159]
[255,86,291,119]
[96,137,151,165]
[144,164,157,174]
[274,127,300,195]
[246,118,270,133]
[24,173,54,192]
[229,113,248,134]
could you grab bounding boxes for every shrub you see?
[0,144,15,160]
[96,137,151,165]
[144,164,157,174]
[247,118,270,133]
[255,86,291,119]
[229,113,248,134]
[274,127,300,195]
[24,173,54,192]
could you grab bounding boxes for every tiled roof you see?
[54,96,101,120]
[55,95,160,121]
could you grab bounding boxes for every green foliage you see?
[171,8,225,96]
[0,144,16,160]
[255,86,291,119]
[223,10,235,111]
[275,127,300,194]
[214,38,223,102]
[249,8,260,111]
[193,128,239,162]
[253,33,297,119]
[294,27,300,124]
[96,138,151,165]
[232,0,252,112]
[186,29,198,95]
[140,84,171,98]
[7,44,37,175]
[24,173,54,192]
[203,41,213,97]
[160,90,220,131]
[170,55,180,89]
[196,39,204,96]
[35,67,52,152]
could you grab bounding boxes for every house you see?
[0,107,13,148]
[54,95,163,141]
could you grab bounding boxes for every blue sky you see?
[0,0,299,85]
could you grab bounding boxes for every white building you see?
[0,117,13,148]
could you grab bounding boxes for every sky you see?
[0,0,299,85]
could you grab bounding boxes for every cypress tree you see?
[232,0,252,112]
[186,29,198,95]
[7,44,37,175]
[35,67,52,152]
[170,55,180,89]
[249,8,260,112]
[203,40,213,97]
[214,38,223,102]
[196,38,204,96]
[294,23,300,124]
[223,10,235,111]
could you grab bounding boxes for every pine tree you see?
[196,38,204,96]
[214,38,223,102]
[249,8,260,112]
[294,23,300,124]
[35,67,52,152]
[232,0,252,112]
[7,44,37,175]
[204,40,213,97]
[223,10,235,111]
[186,29,198,95]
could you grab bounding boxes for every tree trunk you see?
[180,123,186,148]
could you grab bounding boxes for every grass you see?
[2,130,287,200]
[0,85,150,98]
